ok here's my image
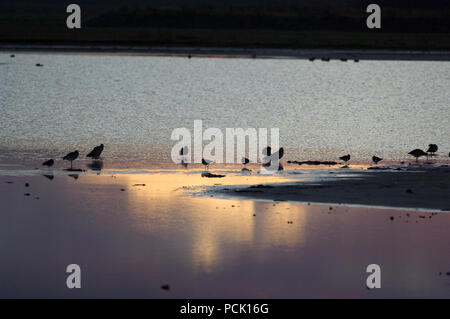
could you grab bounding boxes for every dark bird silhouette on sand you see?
[62,150,79,169]
[42,159,54,167]
[372,156,382,165]
[180,146,189,168]
[202,158,212,170]
[408,149,427,163]
[262,147,284,170]
[86,144,104,159]
[426,144,438,156]
[179,146,188,156]
[241,157,249,166]
[339,154,351,163]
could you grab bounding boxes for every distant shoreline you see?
[2,44,450,61]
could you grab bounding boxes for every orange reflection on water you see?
[75,171,305,272]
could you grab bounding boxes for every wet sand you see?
[214,168,450,211]
[1,169,450,298]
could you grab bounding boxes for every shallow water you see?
[0,53,449,169]
[0,171,449,298]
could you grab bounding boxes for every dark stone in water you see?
[201,172,225,178]
[161,284,170,291]
[63,168,84,172]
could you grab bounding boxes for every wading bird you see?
[180,146,189,168]
[62,150,79,170]
[42,159,54,167]
[339,154,351,163]
[241,157,249,166]
[180,146,189,156]
[426,144,438,156]
[202,158,212,170]
[262,147,284,170]
[408,149,427,163]
[86,144,104,159]
[372,156,382,165]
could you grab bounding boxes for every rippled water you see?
[0,53,449,168]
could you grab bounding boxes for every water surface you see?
[1,172,449,298]
[1,53,449,168]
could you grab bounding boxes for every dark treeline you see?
[0,1,449,49]
[85,4,450,33]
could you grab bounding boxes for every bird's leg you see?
[70,160,73,170]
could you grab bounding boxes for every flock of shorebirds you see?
[42,143,447,171]
[319,144,446,166]
[42,144,104,170]
[336,144,447,166]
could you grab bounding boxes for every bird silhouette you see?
[62,150,79,170]
[202,158,212,170]
[339,154,351,163]
[180,146,189,156]
[42,159,54,167]
[408,149,427,163]
[372,156,382,165]
[426,144,438,156]
[179,146,189,168]
[86,144,104,159]
[262,147,284,169]
[241,157,249,165]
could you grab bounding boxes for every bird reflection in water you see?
[42,174,54,181]
[87,160,104,172]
